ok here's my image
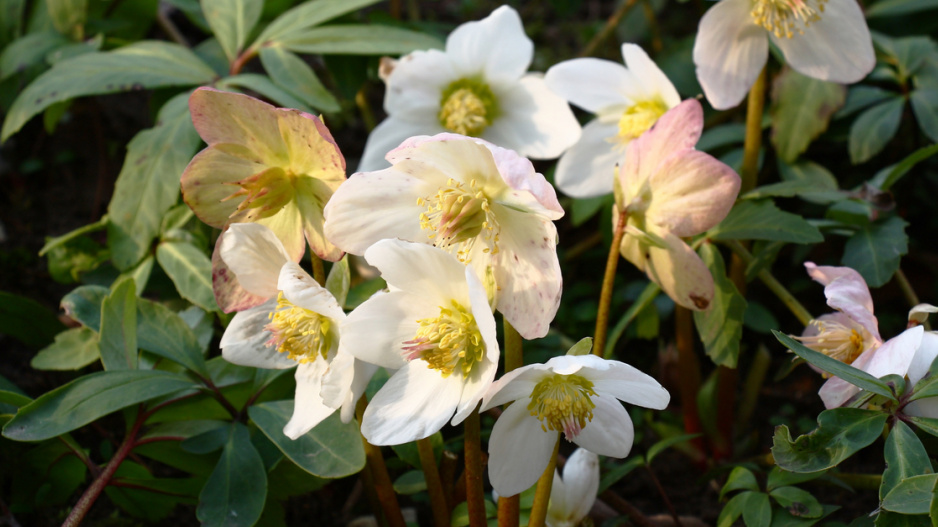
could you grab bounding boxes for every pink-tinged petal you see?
[357,117,444,173]
[491,211,562,339]
[446,5,532,85]
[322,167,428,256]
[341,290,421,370]
[572,394,634,457]
[488,142,564,219]
[181,148,266,229]
[364,239,470,308]
[361,361,464,445]
[906,332,938,387]
[620,44,681,107]
[487,402,559,497]
[804,262,881,343]
[481,363,554,410]
[817,376,858,409]
[645,150,741,237]
[212,229,269,313]
[693,0,769,110]
[220,300,296,369]
[621,228,715,311]
[278,262,346,322]
[284,360,335,439]
[588,360,670,410]
[189,87,288,165]
[544,57,636,113]
[219,223,291,298]
[485,75,581,160]
[771,0,874,84]
[385,49,456,115]
[553,119,621,199]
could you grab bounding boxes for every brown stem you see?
[229,49,258,76]
[417,437,450,527]
[528,436,560,527]
[675,307,706,461]
[497,494,520,527]
[440,450,459,509]
[464,408,487,527]
[645,465,681,527]
[357,397,407,527]
[594,207,629,357]
[579,0,640,58]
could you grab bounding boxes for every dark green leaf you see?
[156,241,218,312]
[570,195,611,226]
[910,88,938,142]
[197,423,267,527]
[137,299,209,377]
[776,159,843,204]
[259,46,340,113]
[202,0,262,63]
[849,97,906,164]
[836,86,899,118]
[867,0,938,17]
[99,278,138,370]
[771,408,888,472]
[718,491,748,527]
[694,244,747,368]
[277,25,443,55]
[842,216,908,287]
[61,285,108,331]
[770,504,839,527]
[250,0,384,49]
[766,467,827,491]
[720,466,759,500]
[908,416,938,438]
[392,470,426,494]
[883,420,934,502]
[0,31,70,80]
[879,144,938,191]
[451,499,497,527]
[598,456,644,494]
[0,290,66,349]
[770,486,823,518]
[31,326,100,370]
[709,200,823,244]
[46,0,87,40]
[38,216,108,257]
[771,68,846,162]
[220,73,313,112]
[604,281,660,358]
[881,474,938,514]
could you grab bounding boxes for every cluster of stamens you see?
[402,300,485,378]
[417,178,500,263]
[527,374,598,439]
[796,319,866,366]
[615,100,668,145]
[750,0,826,39]
[265,291,331,363]
[440,89,490,136]
[222,167,295,221]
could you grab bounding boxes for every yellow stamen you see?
[796,319,866,370]
[528,374,597,439]
[438,78,499,136]
[750,0,826,39]
[417,177,499,263]
[403,300,485,377]
[615,100,668,145]
[266,291,331,363]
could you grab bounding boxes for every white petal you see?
[621,43,681,107]
[693,0,769,110]
[771,0,874,83]
[356,117,443,173]
[573,394,634,457]
[805,262,882,344]
[481,363,554,410]
[559,449,600,523]
[278,262,346,321]
[487,402,559,497]
[384,49,455,115]
[553,119,621,198]
[907,332,938,387]
[361,361,463,445]
[220,300,296,369]
[212,231,268,313]
[544,58,636,113]
[589,361,670,410]
[219,223,291,298]
[863,326,923,380]
[544,354,597,375]
[341,290,421,370]
[283,360,336,439]
[452,265,500,424]
[446,5,532,85]
[364,239,470,307]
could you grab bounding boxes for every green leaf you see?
[250,0,384,49]
[156,241,218,312]
[46,0,87,40]
[107,93,201,270]
[249,400,366,478]
[720,491,772,527]
[604,281,660,358]
[771,408,888,472]
[137,299,209,377]
[879,144,938,191]
[571,195,611,226]
[120,255,155,296]
[841,216,908,288]
[566,337,593,356]
[61,285,108,331]
[720,466,759,500]
[773,331,898,400]
[1,41,215,141]
[220,73,313,112]
[197,423,267,527]
[31,326,100,370]
[881,474,938,514]
[451,499,497,527]
[277,25,443,55]
[908,416,938,439]
[718,491,748,527]
[867,0,938,17]
[766,467,827,491]
[0,31,70,81]
[770,486,823,518]
[837,85,898,118]
[771,68,846,162]
[910,88,938,142]
[694,244,747,368]
[0,290,66,349]
[2,370,196,441]
[99,278,138,370]
[882,421,934,502]
[849,97,906,164]
[259,46,340,113]
[598,456,644,494]
[392,470,426,494]
[647,433,700,464]
[325,255,350,308]
[709,200,823,244]
[776,159,842,204]
[201,0,262,63]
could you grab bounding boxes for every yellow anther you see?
[403,300,485,377]
[265,291,332,363]
[795,319,867,368]
[750,0,826,39]
[528,374,597,439]
[416,177,499,263]
[615,100,669,145]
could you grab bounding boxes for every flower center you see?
[616,100,668,145]
[417,178,499,263]
[265,291,332,363]
[438,78,499,136]
[527,374,598,439]
[750,0,826,39]
[402,300,485,378]
[796,319,866,366]
[222,166,296,221]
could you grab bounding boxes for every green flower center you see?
[265,291,331,363]
[750,0,826,39]
[418,178,499,263]
[527,374,597,439]
[616,100,668,144]
[223,166,296,221]
[438,78,499,136]
[403,300,485,378]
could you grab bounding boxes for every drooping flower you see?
[546,448,601,527]
[325,133,563,339]
[217,223,369,437]
[544,44,681,198]
[181,87,346,312]
[340,239,499,445]
[693,0,875,110]
[614,99,740,311]
[481,354,669,497]
[358,5,580,172]
[797,262,923,408]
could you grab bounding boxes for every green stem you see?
[579,0,641,58]
[464,408,486,527]
[357,397,407,527]
[723,240,813,326]
[594,207,628,357]
[418,437,450,527]
[740,66,767,194]
[528,435,560,527]
[311,254,326,285]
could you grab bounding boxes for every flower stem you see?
[357,396,407,527]
[723,240,813,326]
[311,253,326,285]
[464,407,487,527]
[498,317,523,527]
[740,66,767,194]
[418,437,451,527]
[528,435,560,527]
[594,207,629,357]
[579,0,640,58]
[675,306,705,461]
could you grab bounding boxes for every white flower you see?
[481,355,669,497]
[217,223,368,438]
[544,44,681,198]
[693,0,875,110]
[324,133,563,339]
[341,239,499,445]
[547,448,600,527]
[358,5,580,172]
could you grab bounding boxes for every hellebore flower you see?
[181,87,346,311]
[324,133,563,339]
[358,5,580,172]
[481,354,669,497]
[797,262,923,408]
[903,305,938,418]
[614,99,740,311]
[546,448,601,527]
[693,0,875,109]
[218,223,365,438]
[341,239,499,445]
[544,43,681,198]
